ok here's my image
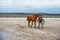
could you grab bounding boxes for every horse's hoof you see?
[30,27,32,28]
[42,27,44,29]
[30,26,32,28]
[34,27,36,28]
[38,27,40,29]
[38,26,40,29]
[28,26,32,28]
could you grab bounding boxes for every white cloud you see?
[0,0,13,6]
[0,0,60,13]
[12,0,60,9]
[0,0,60,7]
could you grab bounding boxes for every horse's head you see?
[38,14,42,20]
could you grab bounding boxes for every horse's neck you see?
[34,16,38,19]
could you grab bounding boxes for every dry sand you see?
[0,18,60,40]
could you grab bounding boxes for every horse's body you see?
[27,14,44,29]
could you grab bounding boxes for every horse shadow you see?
[15,24,27,28]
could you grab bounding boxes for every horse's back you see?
[27,14,36,21]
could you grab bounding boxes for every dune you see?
[0,18,60,40]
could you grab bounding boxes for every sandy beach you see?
[0,18,60,40]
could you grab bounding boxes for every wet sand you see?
[0,18,60,40]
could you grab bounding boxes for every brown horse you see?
[27,14,38,28]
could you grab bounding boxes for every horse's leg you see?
[38,22,40,29]
[31,21,33,28]
[34,21,36,28]
[41,21,44,29]
[28,21,30,27]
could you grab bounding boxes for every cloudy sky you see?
[0,0,60,13]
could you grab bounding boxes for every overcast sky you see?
[0,0,60,13]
